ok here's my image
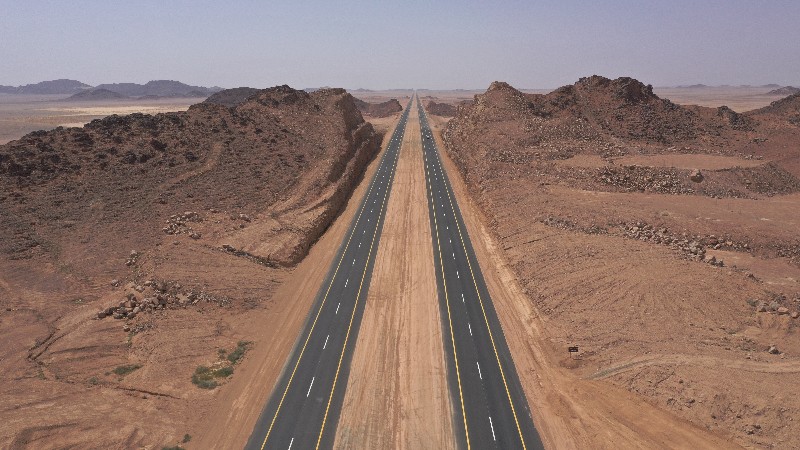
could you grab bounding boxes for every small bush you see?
[227,341,252,364]
[182,434,192,443]
[191,363,234,389]
[113,364,142,376]
[162,446,185,450]
[192,365,218,389]
[215,366,234,378]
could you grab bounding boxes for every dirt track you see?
[335,100,455,449]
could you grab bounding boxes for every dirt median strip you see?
[334,99,455,449]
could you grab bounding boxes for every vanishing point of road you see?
[245,95,543,449]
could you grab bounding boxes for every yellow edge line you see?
[421,107,471,449]
[421,106,527,449]
[259,108,406,450]
[315,109,405,449]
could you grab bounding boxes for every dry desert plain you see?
[1,81,799,449]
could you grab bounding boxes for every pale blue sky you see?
[1,0,798,89]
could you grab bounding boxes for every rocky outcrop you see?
[66,88,129,101]
[203,87,260,107]
[425,101,458,117]
[0,85,382,266]
[765,86,800,96]
[354,98,403,118]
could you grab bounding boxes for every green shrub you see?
[227,341,252,364]
[182,434,192,443]
[191,363,234,389]
[215,366,234,378]
[191,365,217,389]
[113,364,142,376]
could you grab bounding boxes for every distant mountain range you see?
[674,83,782,89]
[0,79,91,94]
[765,86,800,96]
[0,79,223,99]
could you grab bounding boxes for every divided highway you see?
[245,100,411,450]
[417,96,545,449]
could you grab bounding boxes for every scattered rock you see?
[689,169,704,182]
[767,345,780,354]
[777,306,790,315]
[125,250,140,266]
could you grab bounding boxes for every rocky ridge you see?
[437,75,800,449]
[425,100,458,117]
[1,84,382,269]
[354,98,403,118]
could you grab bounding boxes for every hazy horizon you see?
[2,0,799,90]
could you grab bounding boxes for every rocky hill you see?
[1,85,379,265]
[445,76,800,191]
[425,100,458,117]
[765,86,800,96]
[754,92,800,122]
[203,87,261,107]
[438,76,800,449]
[0,84,383,448]
[354,98,403,117]
[94,80,221,98]
[66,88,129,101]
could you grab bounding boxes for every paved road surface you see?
[244,100,411,450]
[417,96,545,450]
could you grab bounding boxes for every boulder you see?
[767,345,780,354]
[689,169,704,183]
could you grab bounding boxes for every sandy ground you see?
[0,95,200,144]
[335,100,455,449]
[653,86,787,112]
[555,154,766,171]
[427,114,741,449]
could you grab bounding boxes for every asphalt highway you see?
[244,100,412,450]
[417,96,545,450]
